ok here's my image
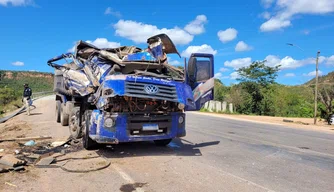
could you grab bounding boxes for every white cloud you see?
[264,55,282,67]
[184,15,208,35]
[224,55,334,70]
[277,0,334,15]
[303,70,323,77]
[235,41,253,52]
[260,18,291,32]
[68,38,121,52]
[167,57,181,66]
[12,61,24,66]
[87,38,121,48]
[113,20,194,45]
[219,67,230,72]
[104,7,121,18]
[265,55,332,69]
[284,73,295,77]
[278,56,304,69]
[260,11,271,19]
[261,0,275,8]
[214,73,223,79]
[217,28,238,43]
[0,0,33,6]
[260,0,334,32]
[224,57,252,69]
[181,44,217,58]
[326,55,334,65]
[214,72,229,80]
[230,72,240,80]
[265,55,306,69]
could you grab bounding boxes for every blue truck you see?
[47,33,214,149]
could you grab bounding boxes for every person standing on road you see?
[22,83,32,116]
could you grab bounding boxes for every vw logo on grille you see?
[144,84,159,94]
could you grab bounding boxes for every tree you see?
[234,60,281,115]
[318,85,334,117]
[236,60,280,87]
[214,79,227,101]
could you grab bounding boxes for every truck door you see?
[185,53,214,111]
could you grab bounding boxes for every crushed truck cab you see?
[47,33,214,149]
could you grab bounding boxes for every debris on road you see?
[50,138,72,148]
[283,119,294,123]
[0,136,111,175]
[0,154,27,167]
[0,136,52,143]
[4,182,17,188]
[24,140,35,146]
[283,119,310,125]
[35,156,55,167]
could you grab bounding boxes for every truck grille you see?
[127,114,172,136]
[125,81,178,102]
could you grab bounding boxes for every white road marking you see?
[112,164,145,192]
[218,168,276,192]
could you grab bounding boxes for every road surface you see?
[1,95,334,192]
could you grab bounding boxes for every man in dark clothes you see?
[23,83,32,115]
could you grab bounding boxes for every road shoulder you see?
[189,111,334,134]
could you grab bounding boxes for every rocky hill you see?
[0,70,54,92]
[304,71,334,86]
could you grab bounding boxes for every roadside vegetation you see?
[1,65,333,120]
[0,70,53,116]
[213,60,334,119]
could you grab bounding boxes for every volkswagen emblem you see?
[144,84,159,94]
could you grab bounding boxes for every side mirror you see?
[186,53,214,88]
[185,53,215,111]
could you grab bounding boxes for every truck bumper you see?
[88,110,186,144]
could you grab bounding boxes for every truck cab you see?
[47,33,214,149]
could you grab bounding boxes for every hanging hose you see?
[56,156,111,173]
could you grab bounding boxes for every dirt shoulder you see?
[190,111,334,134]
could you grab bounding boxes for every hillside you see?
[0,70,54,92]
[0,70,54,115]
[304,71,334,86]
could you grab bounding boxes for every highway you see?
[1,95,333,192]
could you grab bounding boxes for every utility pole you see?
[314,50,320,124]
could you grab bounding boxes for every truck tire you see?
[69,107,82,139]
[82,110,98,150]
[55,101,61,123]
[60,103,69,126]
[154,139,172,146]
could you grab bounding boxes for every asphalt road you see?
[1,95,334,192]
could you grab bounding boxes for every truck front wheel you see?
[82,110,98,150]
[154,139,172,146]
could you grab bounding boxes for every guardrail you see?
[0,91,55,123]
[31,91,54,99]
[202,100,234,113]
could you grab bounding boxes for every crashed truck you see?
[47,33,214,150]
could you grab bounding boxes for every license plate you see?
[142,124,159,131]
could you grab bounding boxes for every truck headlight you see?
[104,117,115,127]
[178,116,184,124]
[103,88,114,96]
[178,103,185,110]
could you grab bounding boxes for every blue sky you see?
[1,0,334,85]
